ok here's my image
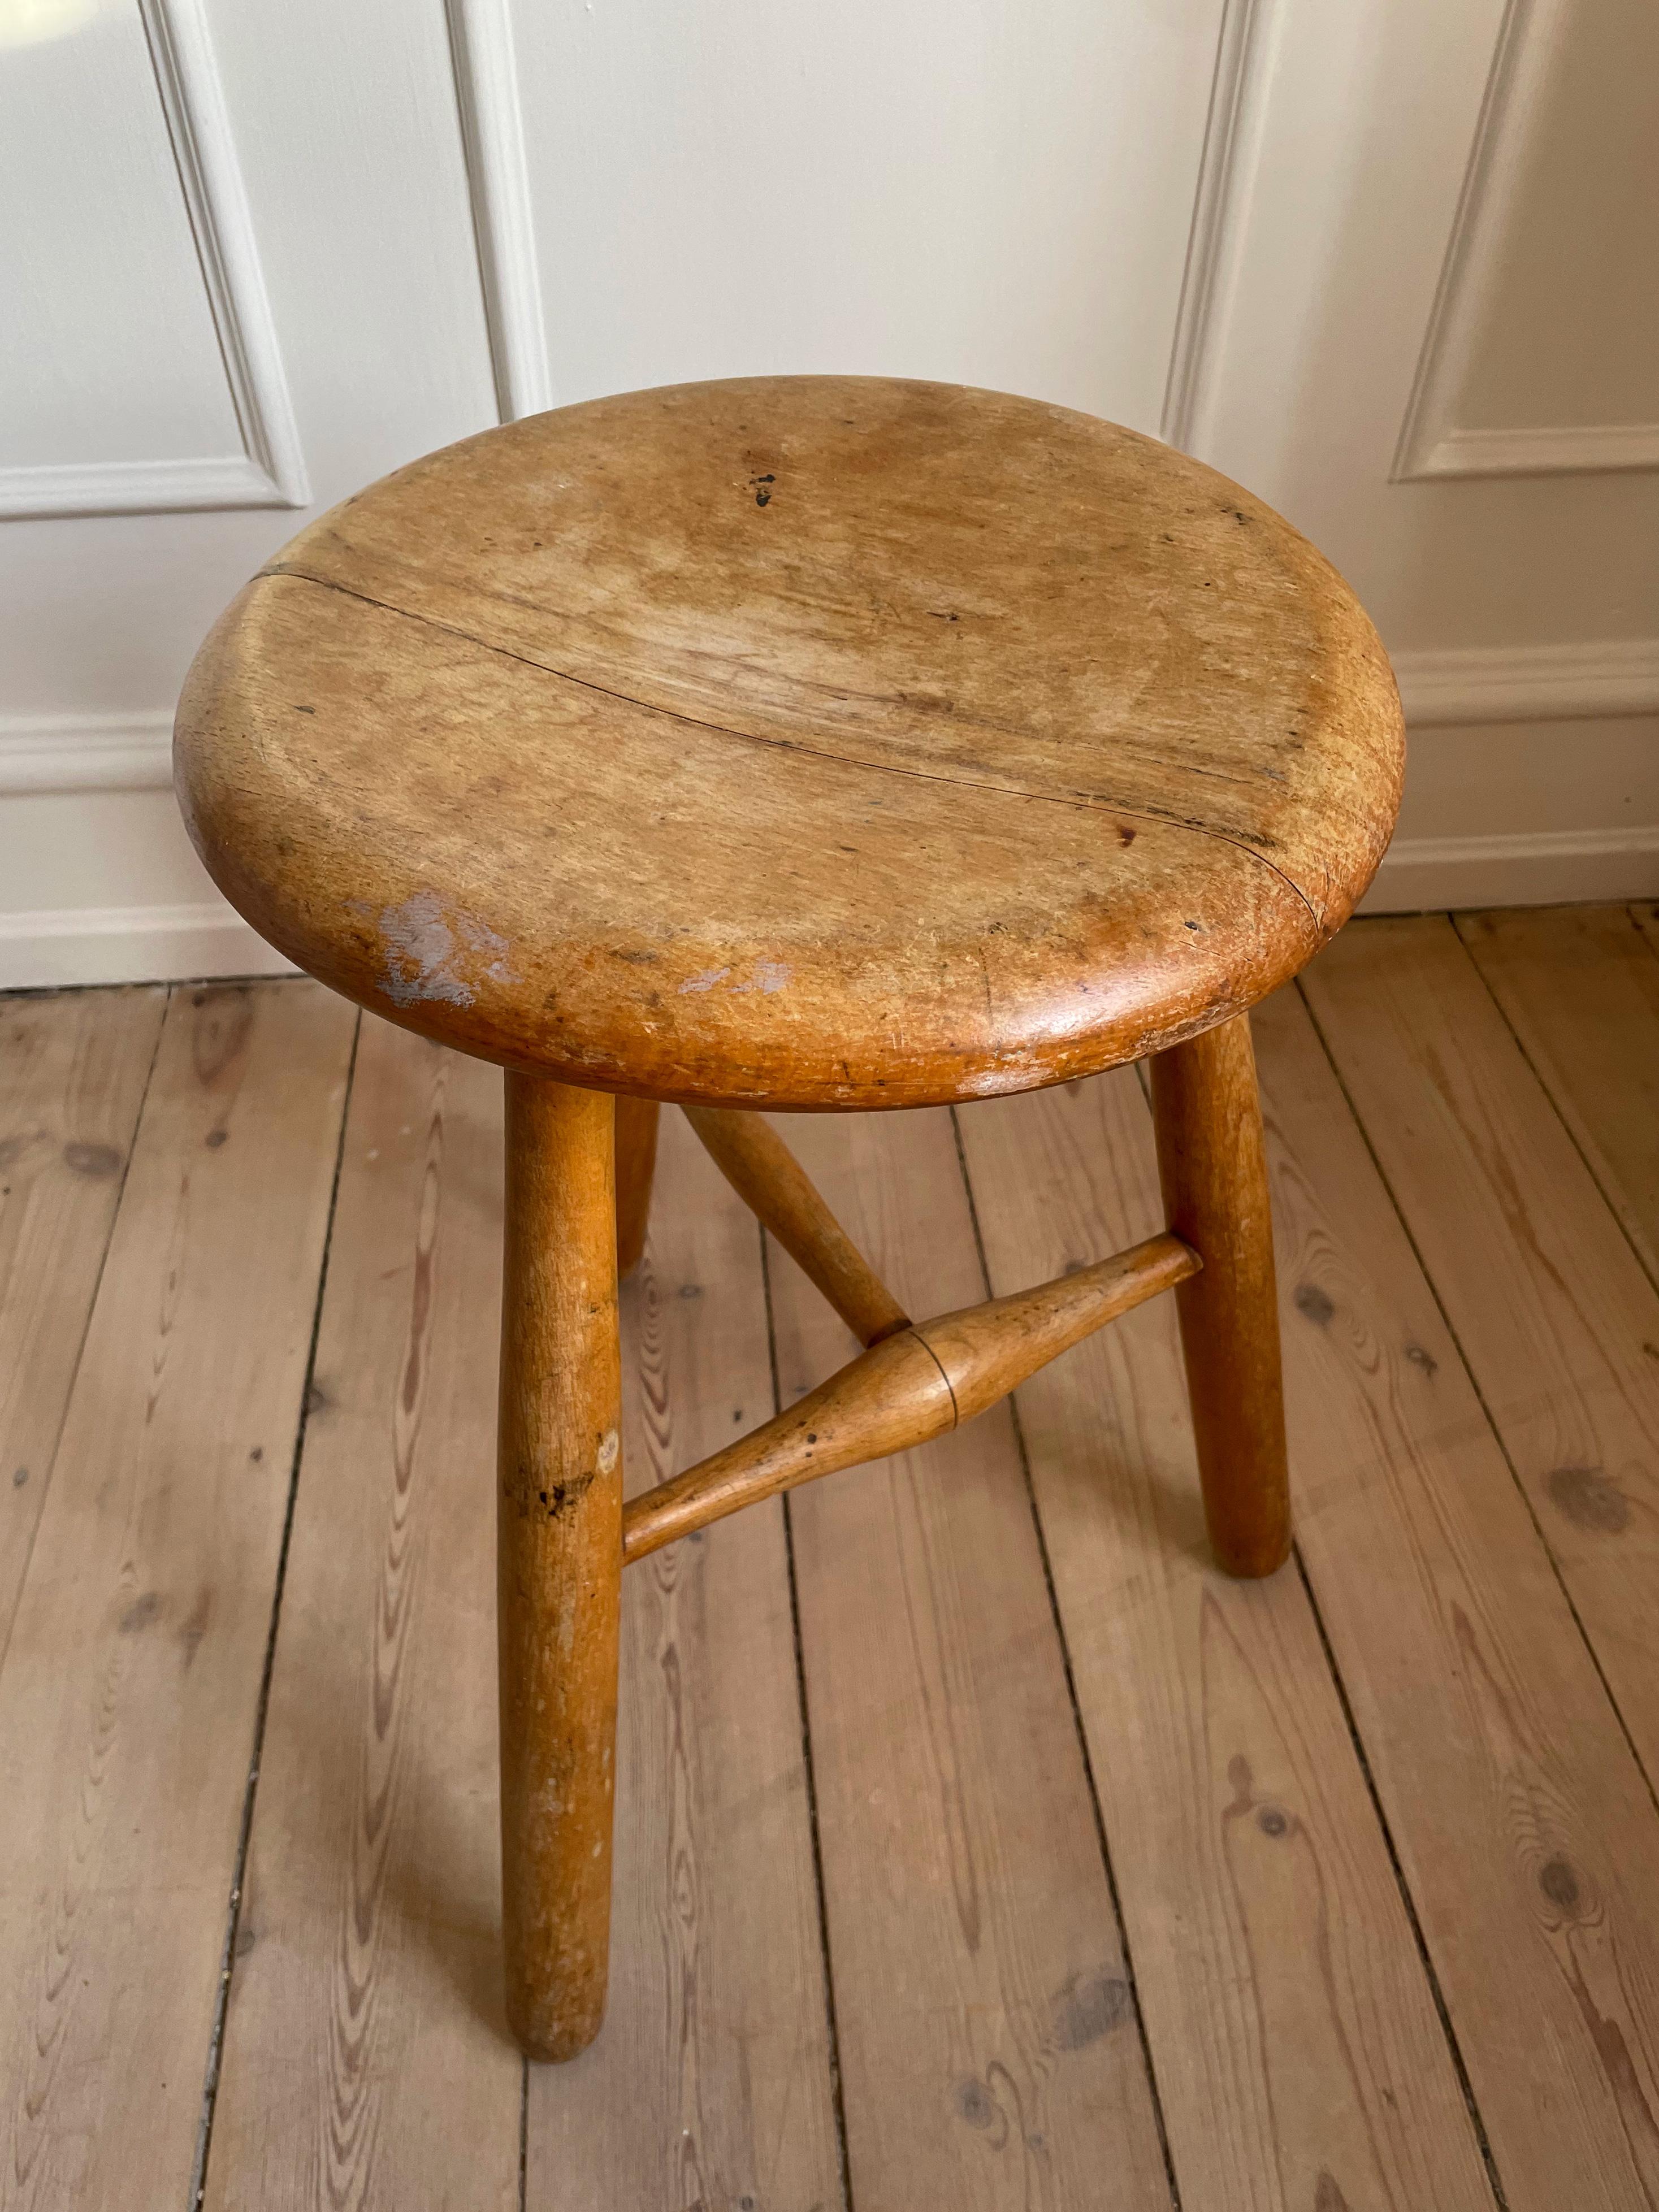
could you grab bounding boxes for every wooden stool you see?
[174,376,1402,2063]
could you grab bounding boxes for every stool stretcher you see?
[621,1228,1199,1562]
[682,1103,912,1346]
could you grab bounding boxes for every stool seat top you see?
[176,376,1402,1109]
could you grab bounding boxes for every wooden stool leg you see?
[614,1096,660,1277]
[498,1075,623,2060]
[1149,1013,1291,1577]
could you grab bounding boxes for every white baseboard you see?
[1362,825,1659,914]
[1391,638,1659,726]
[8,847,1651,988]
[0,900,297,991]
[3,660,1658,987]
[1397,422,1659,484]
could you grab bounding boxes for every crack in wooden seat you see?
[173,375,1404,2064]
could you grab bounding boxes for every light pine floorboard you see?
[203,1034,841,2211]
[1457,904,1659,1291]
[202,1018,521,2212]
[15,918,1659,2206]
[956,1069,1491,2212]
[0,986,165,1647]
[0,982,356,2211]
[1301,919,1659,1785]
[527,1104,842,2209]
[776,1107,1175,2212]
[1257,977,1659,2211]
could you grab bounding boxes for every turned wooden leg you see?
[682,1104,911,1345]
[498,1075,623,2059]
[614,1097,660,1277]
[1149,1013,1290,1577]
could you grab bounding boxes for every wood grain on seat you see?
[175,377,1402,1107]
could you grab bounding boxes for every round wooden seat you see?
[175,377,1402,1109]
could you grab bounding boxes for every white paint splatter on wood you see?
[380,889,516,1007]
[678,961,791,997]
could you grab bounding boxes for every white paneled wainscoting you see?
[2,0,1654,986]
[0,715,291,987]
[1363,641,1659,912]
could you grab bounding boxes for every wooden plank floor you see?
[7,910,1659,2208]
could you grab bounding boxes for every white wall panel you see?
[1192,0,1659,647]
[0,2,253,496]
[506,0,1227,431]
[1396,0,1659,480]
[0,0,497,717]
[0,0,500,978]
[1181,0,1659,905]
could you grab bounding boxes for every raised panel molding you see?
[0,712,174,796]
[0,0,307,521]
[1393,0,1657,484]
[444,0,553,422]
[1160,0,1275,455]
[1402,422,1659,482]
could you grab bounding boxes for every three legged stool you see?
[174,376,1404,2060]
